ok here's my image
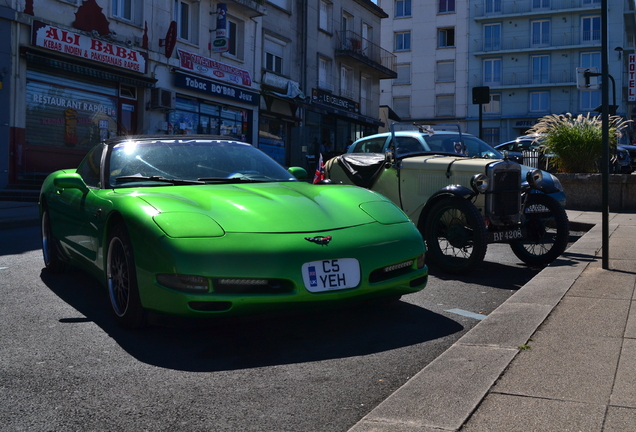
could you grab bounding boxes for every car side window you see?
[395,137,424,155]
[77,145,104,188]
[353,137,386,153]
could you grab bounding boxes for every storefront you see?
[14,21,153,183]
[165,51,259,143]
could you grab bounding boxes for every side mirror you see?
[288,166,308,180]
[53,173,89,194]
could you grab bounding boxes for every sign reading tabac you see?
[32,21,147,74]
[177,49,252,87]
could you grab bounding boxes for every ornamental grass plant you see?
[526,113,632,173]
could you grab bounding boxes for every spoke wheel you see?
[106,223,145,329]
[423,197,488,274]
[41,209,66,273]
[510,193,569,266]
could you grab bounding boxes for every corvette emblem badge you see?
[305,236,332,246]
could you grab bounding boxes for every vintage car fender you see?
[411,185,476,228]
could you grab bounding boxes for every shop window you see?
[167,96,247,141]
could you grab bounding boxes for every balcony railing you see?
[474,31,601,53]
[335,30,397,79]
[474,69,575,87]
[474,0,600,18]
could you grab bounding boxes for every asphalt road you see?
[0,225,582,431]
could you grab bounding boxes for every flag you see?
[313,153,325,184]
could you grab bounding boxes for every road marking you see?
[445,308,487,321]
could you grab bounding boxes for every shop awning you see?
[23,49,157,88]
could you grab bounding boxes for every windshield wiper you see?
[197,177,267,183]
[115,175,205,185]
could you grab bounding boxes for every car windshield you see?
[108,138,296,188]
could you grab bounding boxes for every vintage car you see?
[324,124,570,275]
[40,135,428,329]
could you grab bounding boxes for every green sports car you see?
[39,136,428,329]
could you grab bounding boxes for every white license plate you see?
[302,258,360,293]
[490,227,524,243]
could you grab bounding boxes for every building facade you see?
[378,0,636,146]
[0,0,394,192]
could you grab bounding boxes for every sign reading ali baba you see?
[32,21,147,74]
[178,49,252,87]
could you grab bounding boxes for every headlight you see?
[157,274,209,293]
[550,173,563,192]
[470,174,489,194]
[526,169,543,189]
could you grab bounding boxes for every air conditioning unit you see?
[150,88,175,110]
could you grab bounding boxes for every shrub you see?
[526,113,632,173]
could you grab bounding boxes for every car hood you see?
[114,182,387,233]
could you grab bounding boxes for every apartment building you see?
[378,0,636,146]
[0,0,394,192]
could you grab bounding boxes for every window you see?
[395,0,411,17]
[532,0,550,9]
[484,23,501,51]
[227,18,244,59]
[582,16,601,43]
[436,60,455,82]
[360,74,371,115]
[395,64,411,85]
[174,0,198,43]
[340,65,354,99]
[531,20,550,46]
[342,11,352,33]
[395,31,411,51]
[436,94,455,117]
[319,1,331,32]
[531,55,550,84]
[483,58,501,85]
[530,91,550,112]
[439,0,455,13]
[485,0,501,13]
[264,36,285,74]
[580,51,601,110]
[393,97,410,118]
[318,56,333,91]
[112,0,132,21]
[438,28,455,47]
[483,93,501,113]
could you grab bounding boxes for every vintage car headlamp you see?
[526,169,544,189]
[470,174,489,194]
[157,274,209,293]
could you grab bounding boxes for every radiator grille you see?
[491,169,521,219]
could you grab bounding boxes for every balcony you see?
[473,0,600,19]
[227,0,266,17]
[335,30,397,79]
[473,31,601,54]
[473,70,575,88]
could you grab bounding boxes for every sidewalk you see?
[0,200,40,230]
[350,210,636,432]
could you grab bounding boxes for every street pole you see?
[601,0,609,269]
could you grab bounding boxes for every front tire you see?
[41,209,66,273]
[106,223,146,329]
[423,197,488,274]
[510,193,569,266]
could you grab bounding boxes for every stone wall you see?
[554,173,636,211]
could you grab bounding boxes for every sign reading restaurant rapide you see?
[31,21,147,74]
[177,49,252,87]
